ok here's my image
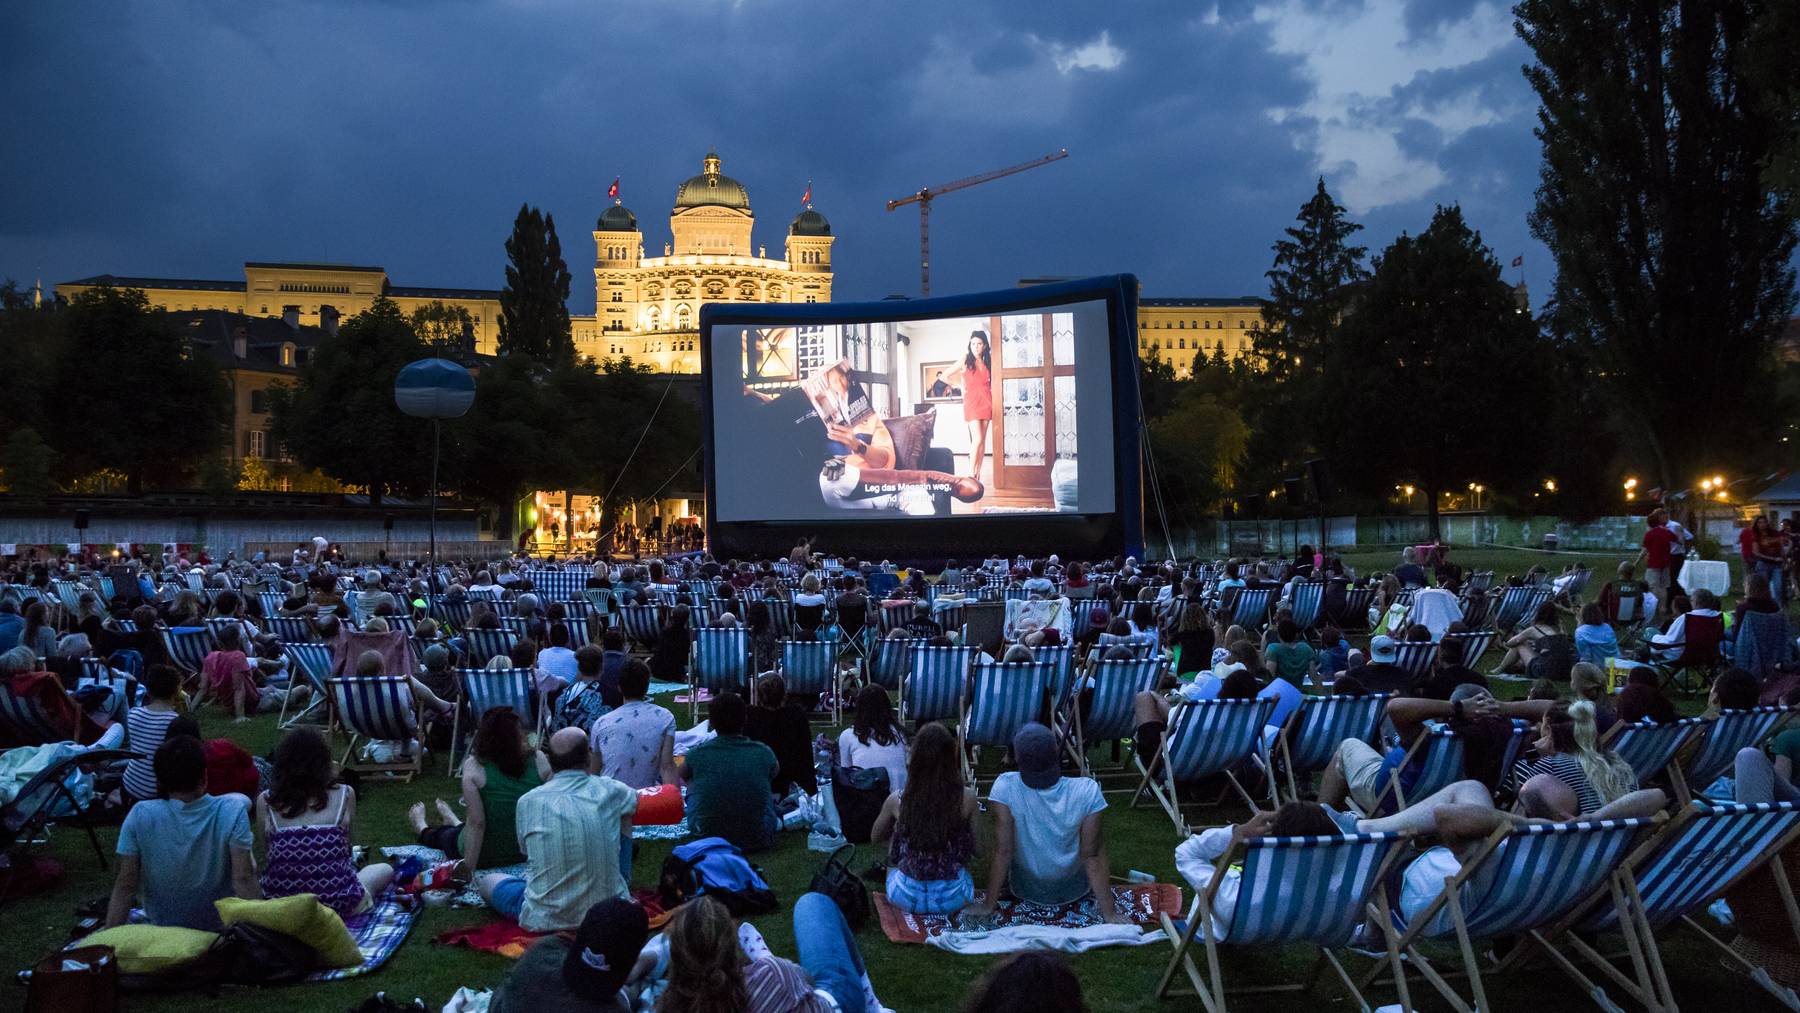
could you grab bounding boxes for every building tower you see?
[594,199,643,339]
[785,203,833,300]
[669,149,754,256]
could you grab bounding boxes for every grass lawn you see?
[1,548,1781,1013]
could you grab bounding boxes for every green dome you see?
[597,202,638,231]
[674,150,751,211]
[790,207,831,236]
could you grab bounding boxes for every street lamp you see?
[395,358,475,601]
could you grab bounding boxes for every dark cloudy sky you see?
[3,0,1553,313]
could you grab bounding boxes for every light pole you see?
[395,358,475,600]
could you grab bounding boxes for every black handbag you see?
[809,843,871,930]
[831,764,890,844]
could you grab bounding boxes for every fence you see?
[1155,513,1737,558]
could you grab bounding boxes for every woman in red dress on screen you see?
[945,330,993,480]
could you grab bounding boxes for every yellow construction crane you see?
[886,148,1069,297]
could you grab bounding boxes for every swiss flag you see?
[1511,255,1523,268]
[801,182,812,207]
[608,177,620,200]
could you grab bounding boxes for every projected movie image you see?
[710,299,1116,522]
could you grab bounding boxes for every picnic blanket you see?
[435,889,674,957]
[872,883,1181,949]
[308,887,418,981]
[647,679,686,697]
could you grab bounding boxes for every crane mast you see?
[886,148,1068,296]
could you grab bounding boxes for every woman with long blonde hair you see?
[1509,700,1637,818]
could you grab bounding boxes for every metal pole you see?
[919,197,932,297]
[429,418,440,599]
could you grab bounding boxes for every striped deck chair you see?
[1289,580,1326,630]
[279,642,334,727]
[873,600,914,636]
[617,604,664,652]
[432,596,474,631]
[1277,694,1389,802]
[1676,706,1796,805]
[463,628,519,668]
[1489,585,1535,632]
[1066,657,1163,775]
[1369,726,1464,816]
[1229,587,1274,630]
[1444,630,1495,670]
[52,579,84,613]
[160,627,215,681]
[0,679,72,745]
[764,597,797,637]
[500,615,535,643]
[1157,830,1414,1012]
[962,661,1054,784]
[330,675,423,780]
[1363,815,1660,1013]
[705,596,736,624]
[1497,720,1534,792]
[903,645,978,724]
[1467,570,1495,593]
[448,666,538,773]
[551,616,591,650]
[1340,587,1376,631]
[264,615,317,644]
[259,591,287,618]
[1097,631,1159,660]
[1033,644,1077,714]
[935,602,966,638]
[1602,718,1706,787]
[868,635,920,691]
[1516,588,1554,630]
[690,628,752,722]
[109,619,139,634]
[1391,641,1438,683]
[1458,593,1494,630]
[1135,697,1277,834]
[1533,801,1800,1013]
[778,639,840,720]
[386,614,417,637]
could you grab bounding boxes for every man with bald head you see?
[477,727,637,932]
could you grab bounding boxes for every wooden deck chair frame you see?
[1367,727,1464,816]
[329,675,425,781]
[1061,656,1163,778]
[1670,706,1796,806]
[1156,830,1414,1013]
[960,660,1053,789]
[1132,697,1277,835]
[277,642,335,728]
[1276,693,1390,803]
[778,638,841,724]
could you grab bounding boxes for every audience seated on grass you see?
[120,663,183,803]
[550,643,612,734]
[963,952,1088,1013]
[684,691,780,852]
[652,892,888,1013]
[871,723,978,915]
[256,727,396,914]
[589,657,678,790]
[838,684,909,794]
[489,897,650,1013]
[410,706,548,873]
[746,674,818,796]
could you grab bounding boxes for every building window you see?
[251,389,268,414]
[280,343,296,367]
[611,291,622,302]
[249,430,266,459]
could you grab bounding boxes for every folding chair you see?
[1391,641,1438,684]
[867,635,921,692]
[903,645,977,725]
[1571,800,1800,1012]
[1340,587,1377,632]
[448,666,537,774]
[463,627,520,668]
[0,679,74,745]
[618,603,664,652]
[159,626,215,683]
[1229,587,1274,631]
[1156,830,1414,1012]
[690,628,752,722]
[1276,694,1389,803]
[264,615,317,644]
[1032,643,1077,712]
[1489,586,1534,633]
[961,660,1053,786]
[764,597,797,637]
[330,675,423,780]
[279,642,334,727]
[1368,726,1464,816]
[1097,631,1159,660]
[1444,630,1495,670]
[1467,570,1495,593]
[1361,815,1661,1013]
[1134,697,1277,835]
[1601,718,1706,787]
[432,596,475,631]
[1459,593,1494,630]
[1064,656,1163,776]
[1288,580,1325,630]
[778,639,841,722]
[1674,706,1796,805]
[1652,613,1724,695]
[259,591,287,618]
[0,748,141,877]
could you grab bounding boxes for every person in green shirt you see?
[408,707,549,872]
[1738,724,1800,804]
[683,691,780,852]
[1262,618,1318,686]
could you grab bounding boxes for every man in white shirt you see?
[1646,588,1723,662]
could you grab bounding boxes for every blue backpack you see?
[658,837,778,916]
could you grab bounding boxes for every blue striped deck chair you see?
[1277,694,1389,802]
[1467,570,1495,593]
[962,661,1054,784]
[500,615,534,643]
[160,627,215,681]
[934,602,965,638]
[203,617,253,649]
[1135,697,1277,834]
[1601,717,1706,786]
[874,600,914,635]
[1032,644,1077,713]
[1391,641,1438,683]
[1157,830,1414,1011]
[110,619,138,634]
[552,617,591,650]
[279,642,334,727]
[1458,592,1494,629]
[1370,726,1464,816]
[560,596,591,621]
[1677,706,1797,805]
[618,604,664,652]
[903,645,977,724]
[690,628,752,722]
[1534,801,1800,1013]
[1340,587,1376,631]
[1489,585,1534,632]
[779,639,840,719]
[1497,720,1533,794]
[329,675,422,780]
[264,615,316,644]
[1444,630,1495,670]
[387,614,417,637]
[763,597,797,637]
[1065,657,1163,775]
[1229,587,1274,630]
[868,636,920,691]
[52,579,84,613]
[259,591,286,618]
[448,666,538,774]
[432,596,474,631]
[1097,631,1159,660]
[0,679,71,745]
[1002,585,1029,603]
[463,628,519,668]
[1363,815,1660,1013]
[705,597,736,625]
[1289,580,1326,630]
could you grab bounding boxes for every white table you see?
[1677,558,1731,597]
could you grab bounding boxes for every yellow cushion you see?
[214,894,362,969]
[77,925,218,974]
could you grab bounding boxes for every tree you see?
[1317,206,1557,538]
[1517,0,1799,488]
[267,296,432,505]
[1253,179,1369,386]
[2,427,57,503]
[441,354,553,540]
[409,301,476,358]
[1146,386,1250,533]
[237,456,278,492]
[498,204,574,365]
[48,286,231,493]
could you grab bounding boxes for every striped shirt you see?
[512,770,637,932]
[122,706,181,800]
[1510,752,1610,815]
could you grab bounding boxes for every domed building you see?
[572,149,835,371]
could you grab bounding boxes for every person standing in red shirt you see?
[1638,509,1679,623]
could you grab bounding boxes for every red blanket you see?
[435,889,673,958]
[872,883,1182,945]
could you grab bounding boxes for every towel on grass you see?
[872,883,1181,949]
[307,886,418,981]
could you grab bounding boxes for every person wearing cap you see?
[1318,686,1556,816]
[1354,634,1416,694]
[970,723,1124,924]
[489,897,649,1013]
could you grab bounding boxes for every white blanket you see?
[925,922,1161,954]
